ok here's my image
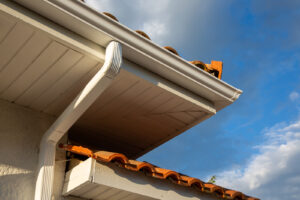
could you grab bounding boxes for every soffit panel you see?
[0,4,216,158]
[0,9,103,115]
[70,69,212,158]
[12,0,242,108]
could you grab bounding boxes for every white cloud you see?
[83,0,221,48]
[135,0,171,43]
[85,0,112,11]
[290,92,300,101]
[141,20,168,43]
[216,119,300,200]
[84,0,172,44]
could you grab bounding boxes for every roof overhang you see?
[13,0,242,111]
[63,158,220,200]
[1,0,242,158]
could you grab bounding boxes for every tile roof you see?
[102,12,119,22]
[59,144,259,200]
[80,0,223,80]
[136,30,151,40]
[164,46,179,56]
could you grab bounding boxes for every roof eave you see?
[13,0,242,110]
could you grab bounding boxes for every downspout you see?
[34,41,122,200]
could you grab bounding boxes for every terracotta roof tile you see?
[94,150,129,164]
[206,60,223,79]
[59,144,259,200]
[180,175,204,189]
[224,190,245,199]
[164,46,179,56]
[102,12,119,22]
[189,60,223,79]
[203,183,225,197]
[153,167,181,184]
[59,144,93,157]
[126,160,155,174]
[136,30,151,40]
[190,60,208,71]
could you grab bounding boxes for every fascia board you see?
[64,158,220,200]
[13,0,242,109]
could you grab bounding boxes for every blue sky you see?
[86,1,300,199]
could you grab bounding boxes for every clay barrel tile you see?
[203,183,225,197]
[164,46,179,56]
[94,151,129,164]
[225,190,245,199]
[102,12,119,22]
[180,176,204,189]
[135,30,151,40]
[153,167,181,182]
[58,144,259,200]
[189,60,208,71]
[211,60,223,77]
[127,160,155,174]
[59,144,93,157]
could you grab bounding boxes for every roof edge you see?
[13,0,242,106]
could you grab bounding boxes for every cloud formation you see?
[290,92,299,102]
[85,0,172,43]
[217,119,300,200]
[85,0,234,58]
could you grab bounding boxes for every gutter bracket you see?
[34,41,122,200]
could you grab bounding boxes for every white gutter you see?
[13,0,242,110]
[34,41,122,200]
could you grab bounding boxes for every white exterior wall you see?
[0,99,54,200]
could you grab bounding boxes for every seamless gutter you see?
[14,0,242,108]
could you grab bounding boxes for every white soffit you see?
[0,1,217,158]
[63,158,219,200]
[0,1,105,114]
[1,0,241,157]
[71,60,216,158]
[13,0,242,111]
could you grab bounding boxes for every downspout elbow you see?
[35,41,122,200]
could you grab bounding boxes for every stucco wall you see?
[0,100,54,200]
